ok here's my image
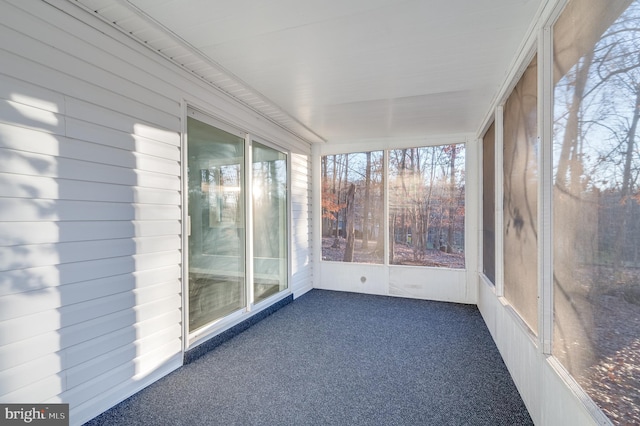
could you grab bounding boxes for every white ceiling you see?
[78,0,543,143]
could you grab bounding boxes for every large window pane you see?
[321,152,384,263]
[389,145,465,268]
[187,117,245,331]
[553,1,640,423]
[483,122,496,283]
[503,55,538,332]
[252,142,288,303]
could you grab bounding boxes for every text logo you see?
[1,404,68,426]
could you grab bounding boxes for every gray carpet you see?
[84,290,533,425]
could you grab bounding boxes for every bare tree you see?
[343,184,356,262]
[362,151,372,249]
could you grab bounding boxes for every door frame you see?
[181,103,293,352]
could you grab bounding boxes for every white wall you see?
[478,279,609,425]
[0,1,312,424]
[290,152,313,298]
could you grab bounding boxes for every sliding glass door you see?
[252,142,288,303]
[187,117,246,332]
[187,112,289,333]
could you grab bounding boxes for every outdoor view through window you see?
[321,145,465,269]
[552,0,640,424]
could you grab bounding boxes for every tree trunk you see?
[343,184,356,262]
[556,50,593,192]
[613,84,640,264]
[374,166,386,259]
[331,155,338,240]
[362,152,371,249]
[447,147,457,253]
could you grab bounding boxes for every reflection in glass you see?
[503,55,538,332]
[321,152,384,264]
[552,1,640,423]
[389,145,465,268]
[252,142,288,303]
[187,117,245,331]
[483,122,496,283]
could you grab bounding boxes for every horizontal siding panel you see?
[0,98,64,134]
[290,149,311,297]
[132,294,182,323]
[0,25,179,129]
[60,295,180,350]
[0,120,180,165]
[290,175,310,184]
[291,206,311,215]
[2,1,187,104]
[66,355,182,426]
[0,149,179,190]
[291,154,310,167]
[290,185,311,195]
[0,352,61,398]
[0,138,179,175]
[135,154,181,176]
[290,182,310,190]
[291,161,310,171]
[0,220,181,246]
[0,331,59,371]
[64,310,181,369]
[59,340,181,410]
[0,72,65,113]
[291,172,310,182]
[0,293,180,347]
[0,123,175,175]
[133,250,182,272]
[62,294,139,328]
[58,362,139,408]
[0,268,181,321]
[134,280,182,306]
[0,198,181,222]
[66,119,180,160]
[66,98,179,145]
[130,339,182,379]
[66,327,180,389]
[0,322,132,375]
[0,122,63,157]
[291,208,310,218]
[0,173,180,205]
[0,256,135,297]
[0,237,180,271]
[0,373,63,404]
[67,342,140,390]
[291,176,309,185]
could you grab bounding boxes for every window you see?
[252,142,288,304]
[389,145,465,268]
[483,122,496,283]
[503,55,539,332]
[321,151,384,263]
[320,144,465,269]
[552,1,640,423]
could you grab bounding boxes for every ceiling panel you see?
[97,0,543,142]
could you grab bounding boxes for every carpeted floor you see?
[84,290,533,425]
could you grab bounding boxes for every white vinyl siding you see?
[290,152,313,296]
[0,1,312,425]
